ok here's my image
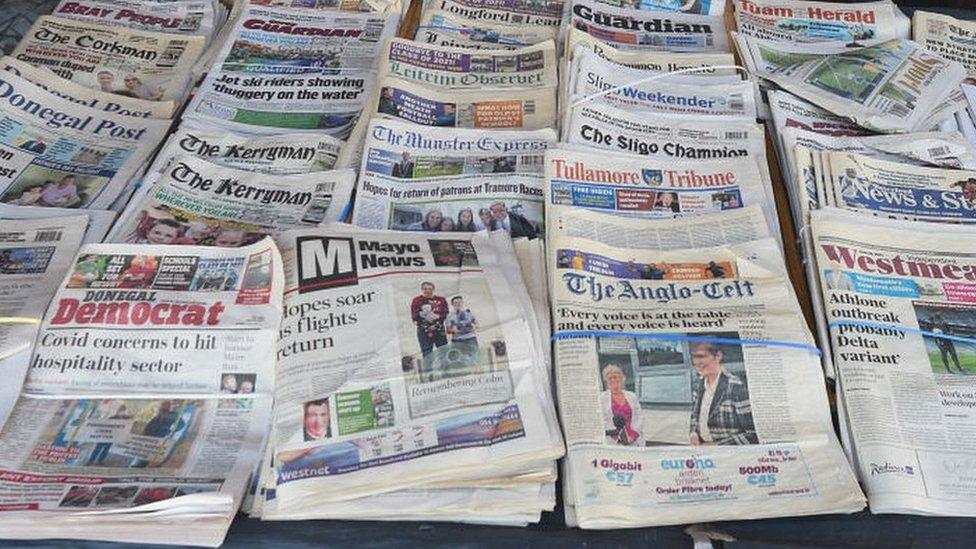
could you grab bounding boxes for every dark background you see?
[2,0,975,546]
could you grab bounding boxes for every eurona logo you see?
[870,462,915,476]
[660,457,716,470]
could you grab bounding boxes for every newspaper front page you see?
[585,0,724,15]
[568,0,729,52]
[812,208,976,515]
[565,28,734,71]
[0,215,87,429]
[549,218,864,527]
[52,0,218,41]
[423,0,565,28]
[913,10,976,78]
[0,238,283,544]
[185,5,398,139]
[267,225,563,509]
[732,0,910,43]
[0,204,115,244]
[12,16,205,102]
[0,56,175,119]
[417,10,557,50]
[109,156,356,247]
[0,71,169,211]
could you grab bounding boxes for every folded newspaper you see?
[812,207,976,516]
[567,0,729,52]
[548,210,864,527]
[913,10,976,78]
[258,224,563,518]
[416,10,557,50]
[732,0,910,44]
[0,238,283,546]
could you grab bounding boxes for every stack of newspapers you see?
[734,0,976,518]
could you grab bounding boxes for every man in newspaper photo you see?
[303,398,331,441]
[445,295,478,352]
[489,202,538,238]
[392,151,415,178]
[929,312,964,374]
[689,341,757,446]
[411,281,449,357]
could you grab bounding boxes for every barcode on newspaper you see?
[34,230,62,242]
[725,131,748,140]
[729,94,744,111]
[889,103,910,118]
[524,100,535,115]
[928,146,951,158]
[158,40,189,68]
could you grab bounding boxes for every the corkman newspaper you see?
[568,0,729,52]
[0,56,175,119]
[185,5,398,138]
[108,156,356,247]
[732,0,910,43]
[423,0,564,28]
[0,71,169,211]
[417,10,557,50]
[0,215,86,429]
[0,238,283,545]
[812,208,976,515]
[913,11,976,78]
[12,16,205,103]
[52,0,218,41]
[544,147,780,243]
[548,220,864,527]
[266,225,563,510]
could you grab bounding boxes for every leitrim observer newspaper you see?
[4,0,976,546]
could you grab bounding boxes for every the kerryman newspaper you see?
[0,56,175,119]
[417,10,557,50]
[0,71,169,211]
[0,215,86,430]
[566,50,754,120]
[266,224,563,510]
[548,217,864,527]
[913,10,976,78]
[184,5,398,138]
[52,0,218,41]
[544,147,780,242]
[732,0,910,43]
[812,208,976,516]
[145,126,344,182]
[587,0,724,15]
[12,16,205,102]
[109,156,356,246]
[0,238,283,545]
[422,0,565,27]
[368,75,557,130]
[824,151,976,223]
[568,0,729,52]
[380,38,558,90]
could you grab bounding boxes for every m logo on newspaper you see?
[297,236,357,293]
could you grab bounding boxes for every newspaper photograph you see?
[108,156,356,247]
[12,16,205,102]
[423,0,564,27]
[568,0,729,52]
[0,215,87,429]
[732,0,910,43]
[544,146,780,240]
[567,50,755,120]
[52,0,218,41]
[0,71,170,211]
[268,225,563,508]
[549,224,864,527]
[382,38,557,90]
[22,238,284,396]
[913,10,976,77]
[0,56,175,119]
[367,75,557,130]
[812,208,976,515]
[417,10,557,50]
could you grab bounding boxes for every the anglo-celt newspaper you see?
[12,16,205,102]
[812,208,976,515]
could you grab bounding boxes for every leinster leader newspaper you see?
[266,225,563,511]
[812,208,976,516]
[549,216,864,527]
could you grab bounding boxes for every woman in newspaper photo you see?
[599,364,643,446]
[689,341,757,446]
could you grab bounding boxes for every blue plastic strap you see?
[828,319,976,346]
[551,330,822,356]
